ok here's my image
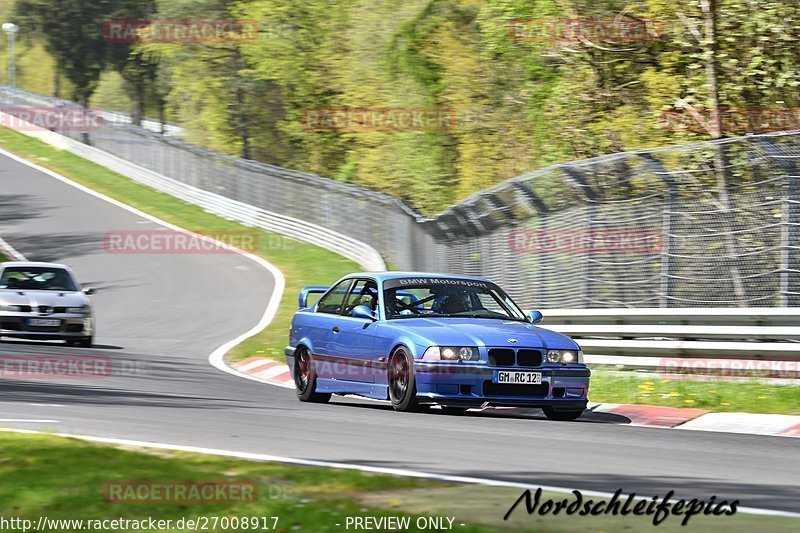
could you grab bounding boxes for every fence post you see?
[559,165,598,306]
[638,154,677,308]
[757,138,799,306]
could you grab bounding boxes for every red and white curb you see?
[231,357,294,388]
[231,357,800,437]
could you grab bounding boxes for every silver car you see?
[0,261,95,346]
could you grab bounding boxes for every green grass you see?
[588,369,800,415]
[2,432,797,533]
[0,128,358,362]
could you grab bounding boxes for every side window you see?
[316,280,352,315]
[476,292,511,317]
[343,279,378,315]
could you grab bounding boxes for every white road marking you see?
[1,427,797,519]
[3,147,796,516]
[0,235,27,261]
[0,145,286,389]
[0,419,59,423]
[27,403,66,407]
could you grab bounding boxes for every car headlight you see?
[66,305,91,314]
[547,349,584,364]
[0,304,21,312]
[422,346,479,362]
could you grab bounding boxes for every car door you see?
[327,278,379,383]
[307,278,353,380]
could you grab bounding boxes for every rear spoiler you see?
[299,286,329,309]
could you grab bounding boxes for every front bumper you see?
[413,361,590,409]
[0,314,94,340]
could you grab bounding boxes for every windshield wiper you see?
[461,314,526,322]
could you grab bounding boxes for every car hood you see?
[0,289,88,308]
[388,317,579,350]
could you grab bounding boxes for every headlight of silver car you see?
[66,305,91,314]
[546,349,584,364]
[0,304,23,312]
[422,346,480,362]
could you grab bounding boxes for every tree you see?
[105,0,159,126]
[14,0,111,106]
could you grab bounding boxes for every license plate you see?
[27,318,61,327]
[494,371,542,385]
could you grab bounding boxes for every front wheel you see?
[542,406,584,421]
[294,347,330,403]
[388,348,422,412]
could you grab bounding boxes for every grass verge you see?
[1,431,797,533]
[0,128,358,362]
[588,368,800,415]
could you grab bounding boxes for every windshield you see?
[0,267,79,292]
[383,278,526,321]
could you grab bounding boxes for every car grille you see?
[487,348,543,367]
[488,348,515,366]
[517,349,543,367]
[1,320,21,331]
[483,381,548,397]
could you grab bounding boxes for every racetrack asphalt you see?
[0,152,798,515]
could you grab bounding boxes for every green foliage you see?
[8,0,800,213]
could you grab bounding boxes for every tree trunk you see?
[131,80,145,127]
[157,94,166,135]
[701,0,745,306]
[235,83,250,159]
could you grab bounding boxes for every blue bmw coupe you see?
[285,272,590,420]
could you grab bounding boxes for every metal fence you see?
[2,87,798,310]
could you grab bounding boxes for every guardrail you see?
[0,87,183,136]
[3,86,799,309]
[540,308,800,374]
[0,110,386,271]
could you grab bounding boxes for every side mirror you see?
[351,305,376,321]
[82,287,96,295]
[526,310,543,324]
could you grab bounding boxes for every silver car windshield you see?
[0,267,79,292]
[383,280,526,321]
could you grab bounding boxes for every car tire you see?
[388,347,423,412]
[542,406,584,421]
[439,406,469,416]
[294,347,331,403]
